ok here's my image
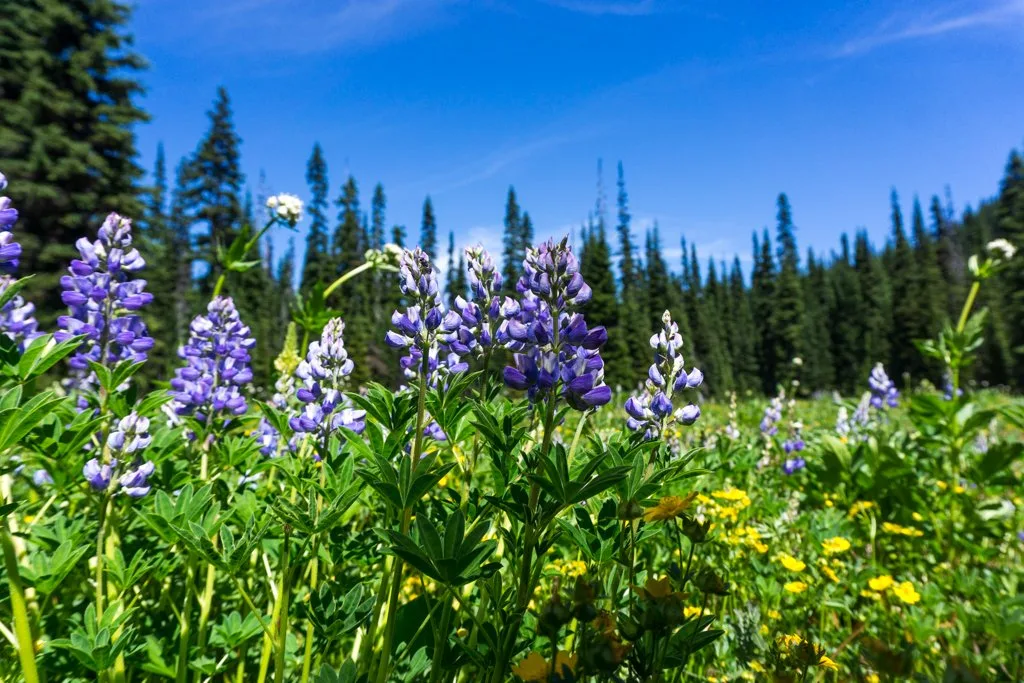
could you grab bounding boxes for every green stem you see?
[94,498,110,621]
[176,554,197,683]
[375,357,430,683]
[956,280,981,334]
[429,591,454,683]
[212,219,277,299]
[1,523,41,683]
[323,261,374,299]
[274,530,292,683]
[567,410,589,465]
[231,577,276,644]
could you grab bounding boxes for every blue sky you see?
[132,0,1024,277]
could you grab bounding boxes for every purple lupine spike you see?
[624,310,702,438]
[83,458,115,491]
[868,363,899,409]
[782,457,806,475]
[0,171,22,274]
[389,248,468,386]
[289,318,366,444]
[169,297,254,423]
[91,411,157,497]
[0,276,39,350]
[55,213,154,375]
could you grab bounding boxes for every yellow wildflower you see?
[935,480,948,490]
[767,609,781,620]
[779,633,803,648]
[882,522,924,538]
[684,606,708,619]
[759,624,769,635]
[818,655,839,671]
[512,652,576,681]
[751,540,768,554]
[750,660,765,673]
[784,581,807,594]
[777,554,806,572]
[866,675,880,683]
[820,564,839,583]
[860,589,881,600]
[892,581,921,605]
[912,512,923,522]
[953,484,966,494]
[848,500,876,517]
[821,537,851,555]
[868,575,894,592]
[644,493,697,522]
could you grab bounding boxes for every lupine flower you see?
[868,363,899,409]
[852,392,871,427]
[289,318,366,443]
[782,457,806,475]
[500,237,610,411]
[941,370,963,401]
[32,470,53,487]
[0,276,39,349]
[386,248,468,383]
[82,412,155,497]
[83,459,115,491]
[835,407,850,438]
[0,171,22,274]
[266,193,304,226]
[451,245,503,356]
[170,297,255,422]
[760,396,783,435]
[625,310,702,438]
[55,213,154,372]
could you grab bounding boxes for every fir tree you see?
[302,142,331,292]
[371,183,386,250]
[579,217,628,386]
[139,144,176,373]
[444,230,458,307]
[333,176,363,288]
[502,186,523,289]
[183,87,244,293]
[751,230,777,393]
[802,250,834,391]
[728,257,759,391]
[168,159,194,356]
[420,196,438,259]
[888,189,918,383]
[615,162,648,379]
[827,235,863,394]
[772,193,805,386]
[910,197,944,361]
[854,230,891,378]
[0,0,148,322]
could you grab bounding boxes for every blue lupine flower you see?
[170,297,255,422]
[387,248,468,384]
[289,318,366,442]
[868,363,899,409]
[81,412,156,497]
[500,237,610,412]
[782,438,805,454]
[32,470,53,487]
[759,396,783,435]
[452,245,503,355]
[835,406,850,438]
[55,213,154,372]
[0,171,20,274]
[624,310,702,439]
[782,457,806,475]
[0,276,39,349]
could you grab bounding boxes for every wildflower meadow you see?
[0,166,1022,683]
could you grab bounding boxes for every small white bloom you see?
[986,238,1016,261]
[792,357,803,366]
[266,193,303,225]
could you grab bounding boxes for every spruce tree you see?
[139,144,176,374]
[802,250,834,392]
[168,159,194,354]
[772,193,804,386]
[444,230,458,307]
[910,197,944,365]
[420,196,438,259]
[995,148,1024,384]
[728,257,759,391]
[643,225,677,332]
[931,194,965,319]
[854,230,891,378]
[520,212,535,262]
[0,0,149,322]
[579,218,628,387]
[453,253,468,304]
[502,187,523,289]
[183,87,244,293]
[828,235,863,394]
[371,183,386,250]
[302,142,331,292]
[615,162,649,380]
[751,230,777,393]
[332,175,370,385]
[888,189,918,383]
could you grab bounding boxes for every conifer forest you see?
[1,2,1023,682]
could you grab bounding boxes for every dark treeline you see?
[2,0,1024,396]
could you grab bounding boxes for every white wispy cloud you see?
[835,0,1024,57]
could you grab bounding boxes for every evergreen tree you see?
[827,235,863,394]
[888,189,918,383]
[333,176,362,279]
[728,257,759,391]
[751,230,777,393]
[371,183,386,250]
[910,197,944,365]
[502,186,523,289]
[993,148,1024,384]
[687,246,731,395]
[168,159,194,356]
[931,193,965,319]
[854,230,890,377]
[643,225,677,332]
[520,212,534,262]
[0,0,149,322]
[444,230,458,307]
[802,250,834,392]
[772,193,804,386]
[332,175,370,385]
[139,144,176,374]
[453,253,468,304]
[183,87,244,293]
[579,218,628,387]
[420,196,438,259]
[615,162,648,380]
[302,142,331,292]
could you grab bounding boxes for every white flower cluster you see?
[986,238,1016,262]
[266,193,304,225]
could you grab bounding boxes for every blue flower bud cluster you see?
[83,412,155,498]
[289,318,366,443]
[868,363,899,409]
[55,213,154,371]
[0,172,38,349]
[624,310,703,439]
[499,237,611,411]
[170,297,255,423]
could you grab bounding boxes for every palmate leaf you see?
[13,333,86,382]
[0,389,67,453]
